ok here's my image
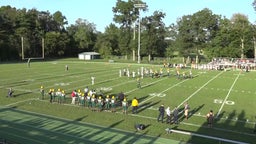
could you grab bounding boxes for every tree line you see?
[0,0,256,62]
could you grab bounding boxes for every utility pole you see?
[134,3,146,64]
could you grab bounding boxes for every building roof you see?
[79,52,100,55]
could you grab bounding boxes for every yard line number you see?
[214,99,235,105]
[149,93,166,97]
[54,83,70,86]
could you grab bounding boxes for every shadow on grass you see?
[13,92,33,97]
[137,100,161,114]
[179,104,205,122]
[0,107,167,144]
[127,95,149,107]
[187,109,256,144]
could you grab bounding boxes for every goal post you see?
[21,37,45,60]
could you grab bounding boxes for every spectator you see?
[166,106,171,124]
[207,110,214,128]
[173,106,179,124]
[157,104,165,123]
[184,102,190,120]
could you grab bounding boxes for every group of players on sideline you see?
[42,85,214,127]
[41,85,130,114]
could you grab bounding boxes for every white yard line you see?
[0,129,45,144]
[140,78,189,105]
[2,95,255,140]
[216,72,240,117]
[125,77,168,95]
[169,129,249,144]
[5,98,38,107]
[0,106,173,143]
[177,71,224,108]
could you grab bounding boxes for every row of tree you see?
[0,0,256,62]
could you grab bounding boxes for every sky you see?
[1,0,255,32]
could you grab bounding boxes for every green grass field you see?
[0,59,256,144]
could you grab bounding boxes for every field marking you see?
[192,113,256,125]
[169,129,249,144]
[125,77,169,94]
[177,71,224,108]
[145,105,256,125]
[3,97,255,142]
[1,65,121,91]
[140,78,190,105]
[0,106,177,144]
[1,68,121,95]
[0,129,45,144]
[127,112,256,137]
[0,118,105,144]
[1,66,254,142]
[216,72,240,117]
[5,98,38,107]
[6,96,256,127]
[0,63,121,83]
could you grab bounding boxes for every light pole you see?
[134,3,146,64]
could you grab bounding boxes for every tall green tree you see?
[112,0,146,59]
[44,31,70,56]
[71,18,97,52]
[175,8,220,59]
[209,14,253,58]
[141,10,166,61]
[0,6,19,60]
[165,23,179,58]
[52,11,68,31]
[94,23,120,58]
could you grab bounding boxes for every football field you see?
[0,59,256,144]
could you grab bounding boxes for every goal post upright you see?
[21,37,24,60]
[21,37,45,60]
[42,38,44,59]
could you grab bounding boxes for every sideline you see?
[168,129,249,144]
[2,95,256,140]
[0,106,180,144]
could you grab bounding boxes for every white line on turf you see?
[3,96,255,140]
[169,129,249,144]
[144,106,256,125]
[140,78,190,105]
[177,71,224,109]
[0,118,105,144]
[0,129,45,144]
[216,72,240,117]
[0,106,175,144]
[5,98,38,107]
[125,77,168,94]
